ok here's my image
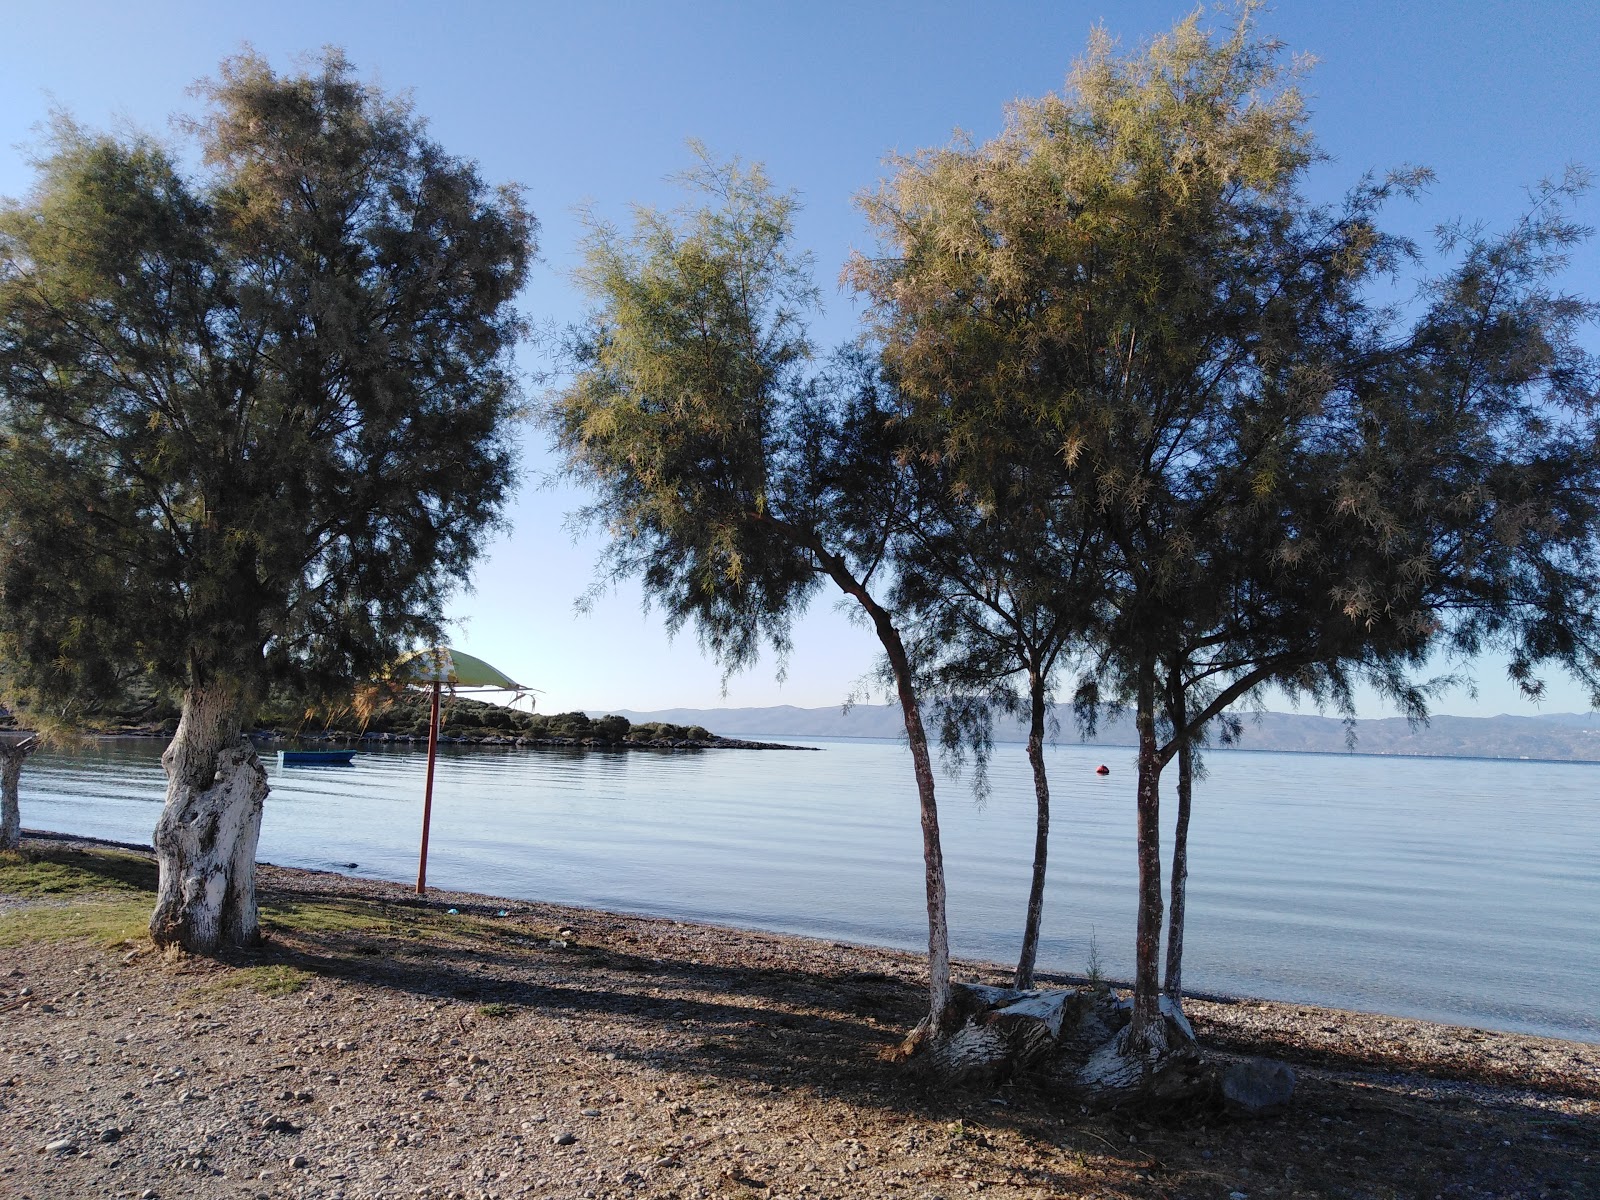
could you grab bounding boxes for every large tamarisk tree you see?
[0,51,534,951]
[548,151,962,1031]
[854,10,1437,1067]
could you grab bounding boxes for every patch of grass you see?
[0,845,153,947]
[0,845,155,897]
[0,895,152,947]
[185,964,310,1002]
[261,896,391,936]
[262,896,496,947]
[476,1002,515,1018]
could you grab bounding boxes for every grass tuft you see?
[0,896,153,947]
[262,896,391,936]
[0,843,156,948]
[184,964,310,1002]
[0,845,155,896]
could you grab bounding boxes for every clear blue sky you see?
[4,1,1597,717]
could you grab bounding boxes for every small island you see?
[266,695,807,751]
[1,692,807,752]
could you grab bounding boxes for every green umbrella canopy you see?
[393,646,527,691]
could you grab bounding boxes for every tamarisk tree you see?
[0,51,533,951]
[548,150,962,1030]
[887,461,1100,992]
[859,7,1600,1080]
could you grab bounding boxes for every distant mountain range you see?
[608,704,1600,763]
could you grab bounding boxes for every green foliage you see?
[860,4,1600,741]
[549,147,905,678]
[857,4,1600,1039]
[0,50,535,722]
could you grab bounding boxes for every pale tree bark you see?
[810,542,952,1031]
[150,683,268,952]
[1014,669,1051,990]
[879,616,952,1031]
[1,735,40,851]
[1163,700,1194,1007]
[1123,659,1168,1057]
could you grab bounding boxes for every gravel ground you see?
[1,836,1596,1200]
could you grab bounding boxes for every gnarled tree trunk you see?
[1014,670,1051,990]
[150,683,268,952]
[1,735,40,851]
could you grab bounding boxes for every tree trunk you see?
[1123,661,1167,1057]
[881,626,952,1031]
[0,736,40,852]
[819,559,950,1029]
[1014,670,1051,990]
[150,683,268,952]
[1164,710,1193,1007]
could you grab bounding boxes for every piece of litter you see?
[446,908,459,915]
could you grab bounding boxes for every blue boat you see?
[277,749,358,766]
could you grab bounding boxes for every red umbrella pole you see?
[416,680,441,894]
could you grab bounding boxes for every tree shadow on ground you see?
[10,837,1599,1196]
[233,872,1600,1200]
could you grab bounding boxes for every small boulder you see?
[1221,1058,1297,1115]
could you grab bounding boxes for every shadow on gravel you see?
[9,836,1599,1198]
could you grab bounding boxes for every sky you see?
[4,1,1598,718]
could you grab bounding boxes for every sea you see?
[13,735,1599,1044]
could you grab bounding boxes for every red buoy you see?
[1095,764,1110,776]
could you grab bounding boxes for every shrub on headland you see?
[2,686,719,746]
[281,693,716,745]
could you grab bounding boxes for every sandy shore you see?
[1,834,1596,1199]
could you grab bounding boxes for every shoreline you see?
[13,725,1600,765]
[2,832,1596,1198]
[7,730,817,752]
[23,827,1600,1050]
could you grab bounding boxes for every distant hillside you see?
[608,704,1600,763]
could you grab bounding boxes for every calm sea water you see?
[14,736,1599,1044]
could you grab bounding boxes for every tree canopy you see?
[0,50,535,717]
